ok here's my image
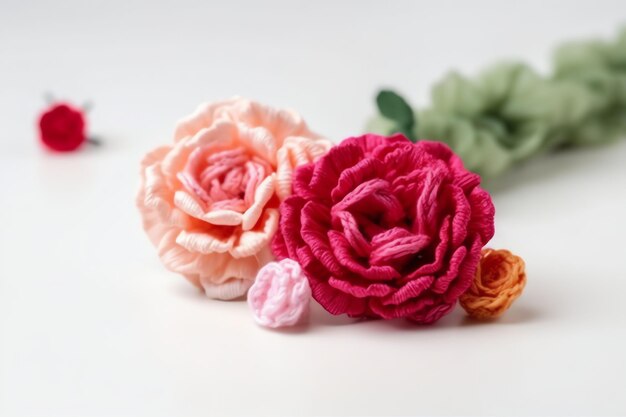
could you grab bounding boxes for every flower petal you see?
[237,124,278,165]
[231,209,279,258]
[276,136,332,200]
[175,229,236,254]
[203,209,243,226]
[173,98,240,141]
[202,278,252,300]
[174,190,243,226]
[241,174,276,231]
[157,229,203,275]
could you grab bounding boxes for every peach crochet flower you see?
[460,248,526,319]
[248,259,311,328]
[137,98,331,300]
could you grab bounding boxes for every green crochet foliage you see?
[368,29,626,178]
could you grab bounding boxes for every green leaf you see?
[376,90,415,127]
[397,126,417,142]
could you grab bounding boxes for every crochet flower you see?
[137,98,331,300]
[38,103,86,152]
[248,259,311,328]
[272,133,495,324]
[460,248,526,319]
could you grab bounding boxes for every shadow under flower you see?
[485,140,625,195]
[309,302,359,327]
[169,280,543,334]
[459,305,541,327]
[345,304,544,333]
[169,280,247,304]
[169,281,206,303]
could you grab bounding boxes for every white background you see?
[1,1,626,415]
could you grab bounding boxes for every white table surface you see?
[2,1,626,415]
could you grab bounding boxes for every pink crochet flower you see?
[272,133,495,323]
[137,98,331,300]
[247,259,311,328]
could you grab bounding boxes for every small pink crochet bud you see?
[247,259,311,328]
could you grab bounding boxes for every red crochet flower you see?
[272,134,495,323]
[38,103,86,152]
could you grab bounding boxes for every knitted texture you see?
[272,133,495,324]
[460,248,526,319]
[136,98,331,300]
[248,259,311,328]
[38,103,87,152]
[368,29,626,178]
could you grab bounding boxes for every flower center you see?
[178,146,272,213]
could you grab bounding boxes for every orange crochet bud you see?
[460,249,526,319]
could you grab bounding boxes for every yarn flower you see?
[137,98,331,300]
[272,133,495,324]
[247,259,311,328]
[460,248,526,319]
[38,103,86,152]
